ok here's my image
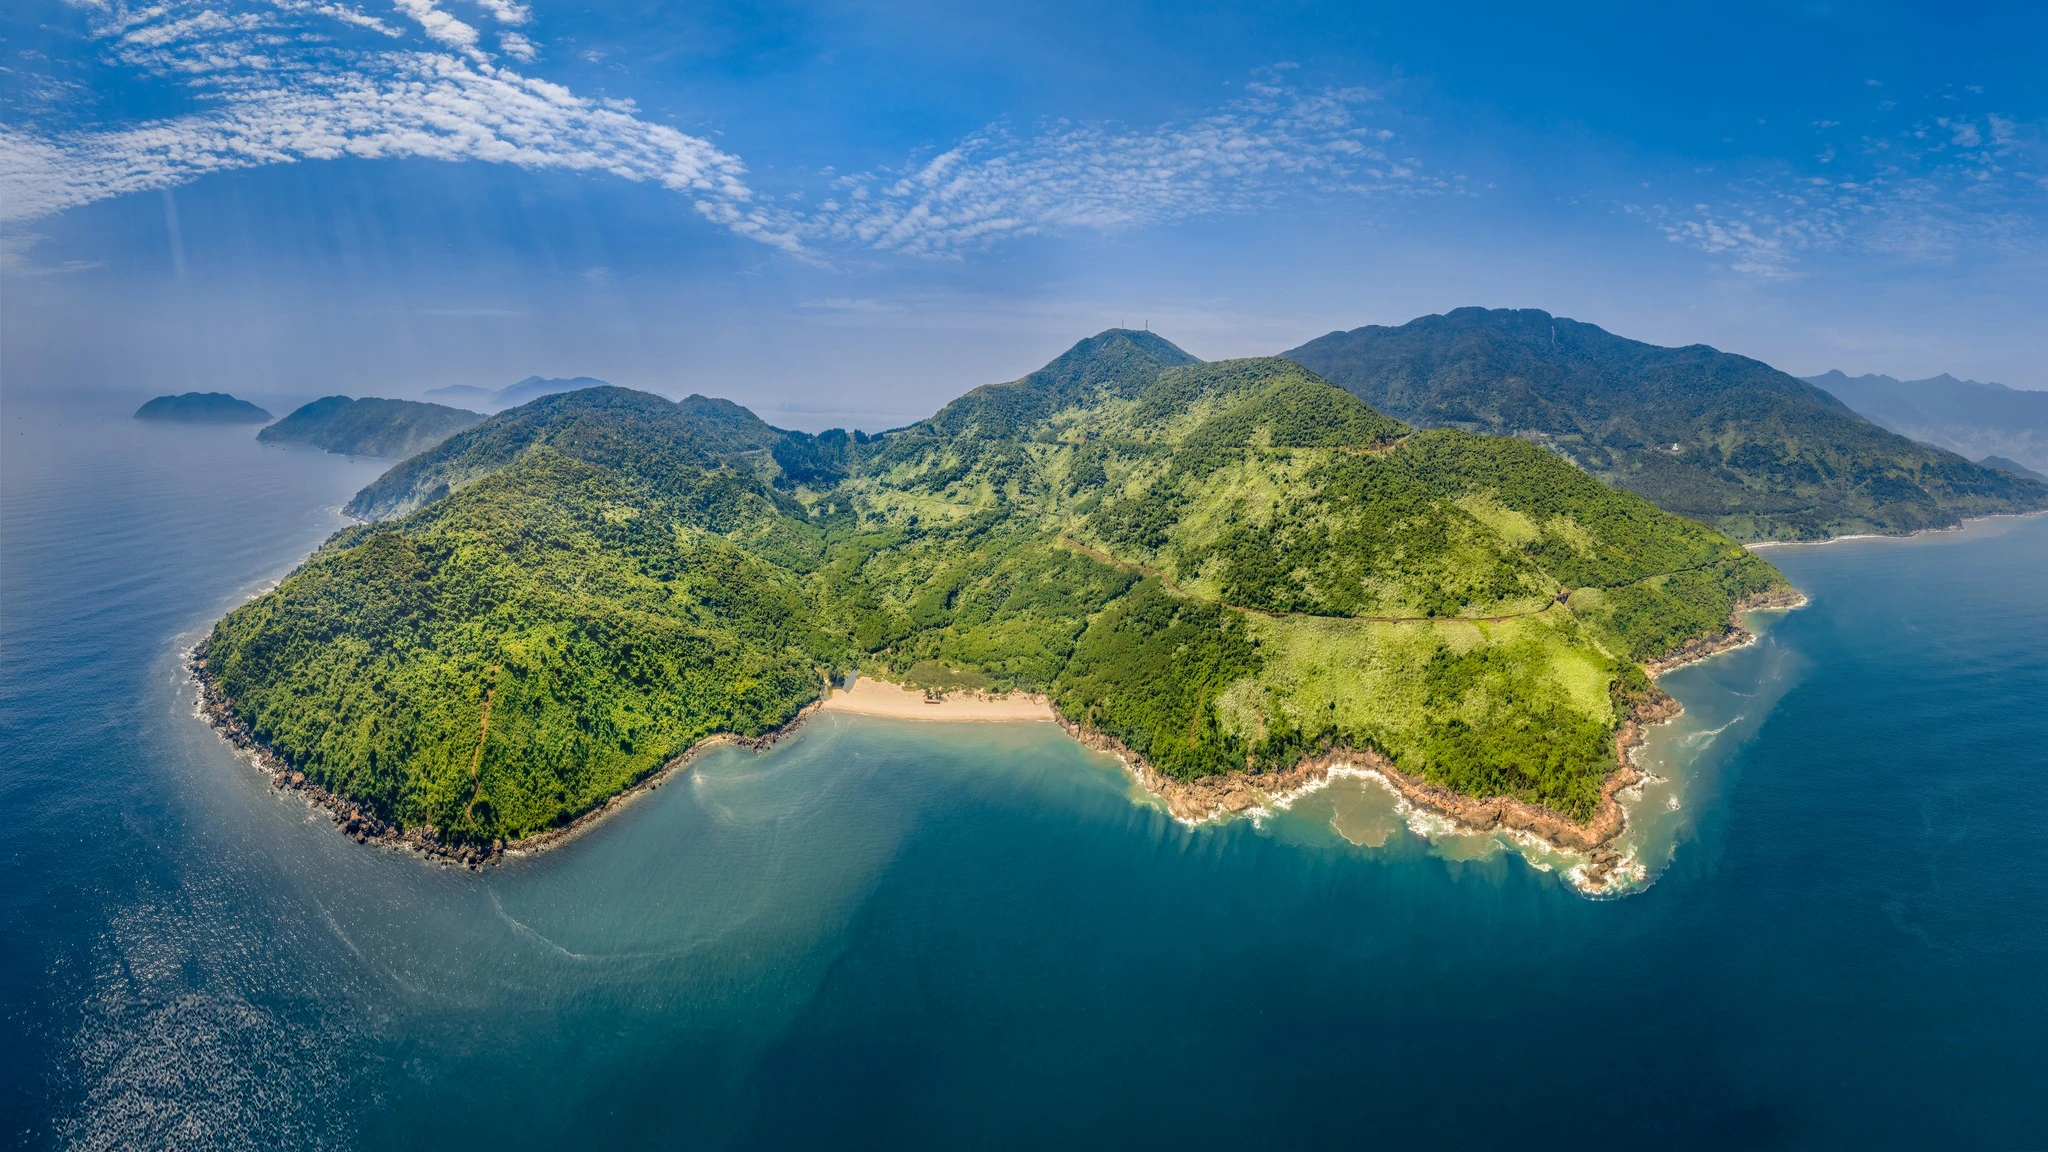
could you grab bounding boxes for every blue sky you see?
[3,0,2043,426]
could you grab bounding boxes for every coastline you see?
[1746,508,2048,551]
[192,585,1806,880]
[1642,586,1808,677]
[1054,584,1809,889]
[188,638,826,869]
[1055,700,1666,888]
[819,678,1057,722]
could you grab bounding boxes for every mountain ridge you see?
[1286,308,2047,541]
[425,375,612,413]
[1805,369,2048,473]
[259,396,485,458]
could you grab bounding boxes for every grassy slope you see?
[257,396,485,459]
[857,353,1778,817]
[206,333,1787,843]
[1287,307,2048,542]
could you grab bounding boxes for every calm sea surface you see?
[4,392,2046,1149]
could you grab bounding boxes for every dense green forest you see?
[1287,308,2048,541]
[205,332,1790,845]
[258,396,485,458]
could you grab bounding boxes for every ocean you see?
[4,390,2046,1148]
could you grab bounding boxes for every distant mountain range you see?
[1978,456,2048,483]
[258,396,485,459]
[425,375,611,412]
[1285,308,2047,542]
[1803,370,2048,475]
[134,392,272,424]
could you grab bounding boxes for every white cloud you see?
[2,0,799,248]
[470,0,531,25]
[498,31,536,62]
[3,11,1438,261]
[783,74,1448,255]
[1627,201,1814,280]
[391,0,481,53]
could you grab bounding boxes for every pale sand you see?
[818,678,1056,722]
[1745,509,2047,550]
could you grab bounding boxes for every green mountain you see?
[201,332,1788,848]
[344,387,787,519]
[1805,370,2048,475]
[1979,455,2048,483]
[134,392,272,424]
[258,396,485,458]
[1286,309,2048,541]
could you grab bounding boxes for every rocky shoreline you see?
[1057,584,1808,888]
[189,638,823,869]
[1643,587,1808,677]
[1056,697,1668,887]
[193,584,1805,880]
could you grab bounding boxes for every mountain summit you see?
[1287,308,2047,541]
[922,329,1201,440]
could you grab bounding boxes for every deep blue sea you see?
[4,391,2046,1149]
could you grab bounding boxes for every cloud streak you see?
[1636,96,2047,277]
[2,0,798,248]
[787,72,1449,254]
[3,13,1442,259]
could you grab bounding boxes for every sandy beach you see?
[819,678,1056,722]
[1745,509,2048,550]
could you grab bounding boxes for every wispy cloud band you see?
[3,0,800,247]
[2,8,1441,258]
[1634,98,2046,278]
[788,73,1446,255]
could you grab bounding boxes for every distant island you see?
[259,396,485,459]
[425,375,610,413]
[1805,369,2048,477]
[134,392,272,424]
[199,330,1798,884]
[1288,309,2048,541]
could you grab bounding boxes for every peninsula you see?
[198,330,1795,868]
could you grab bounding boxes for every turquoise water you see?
[5,392,2047,1148]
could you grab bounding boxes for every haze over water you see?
[4,393,2046,1147]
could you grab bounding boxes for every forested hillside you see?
[1287,308,2048,541]
[204,331,1789,847]
[259,396,484,458]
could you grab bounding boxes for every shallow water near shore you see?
[6,392,2048,1148]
